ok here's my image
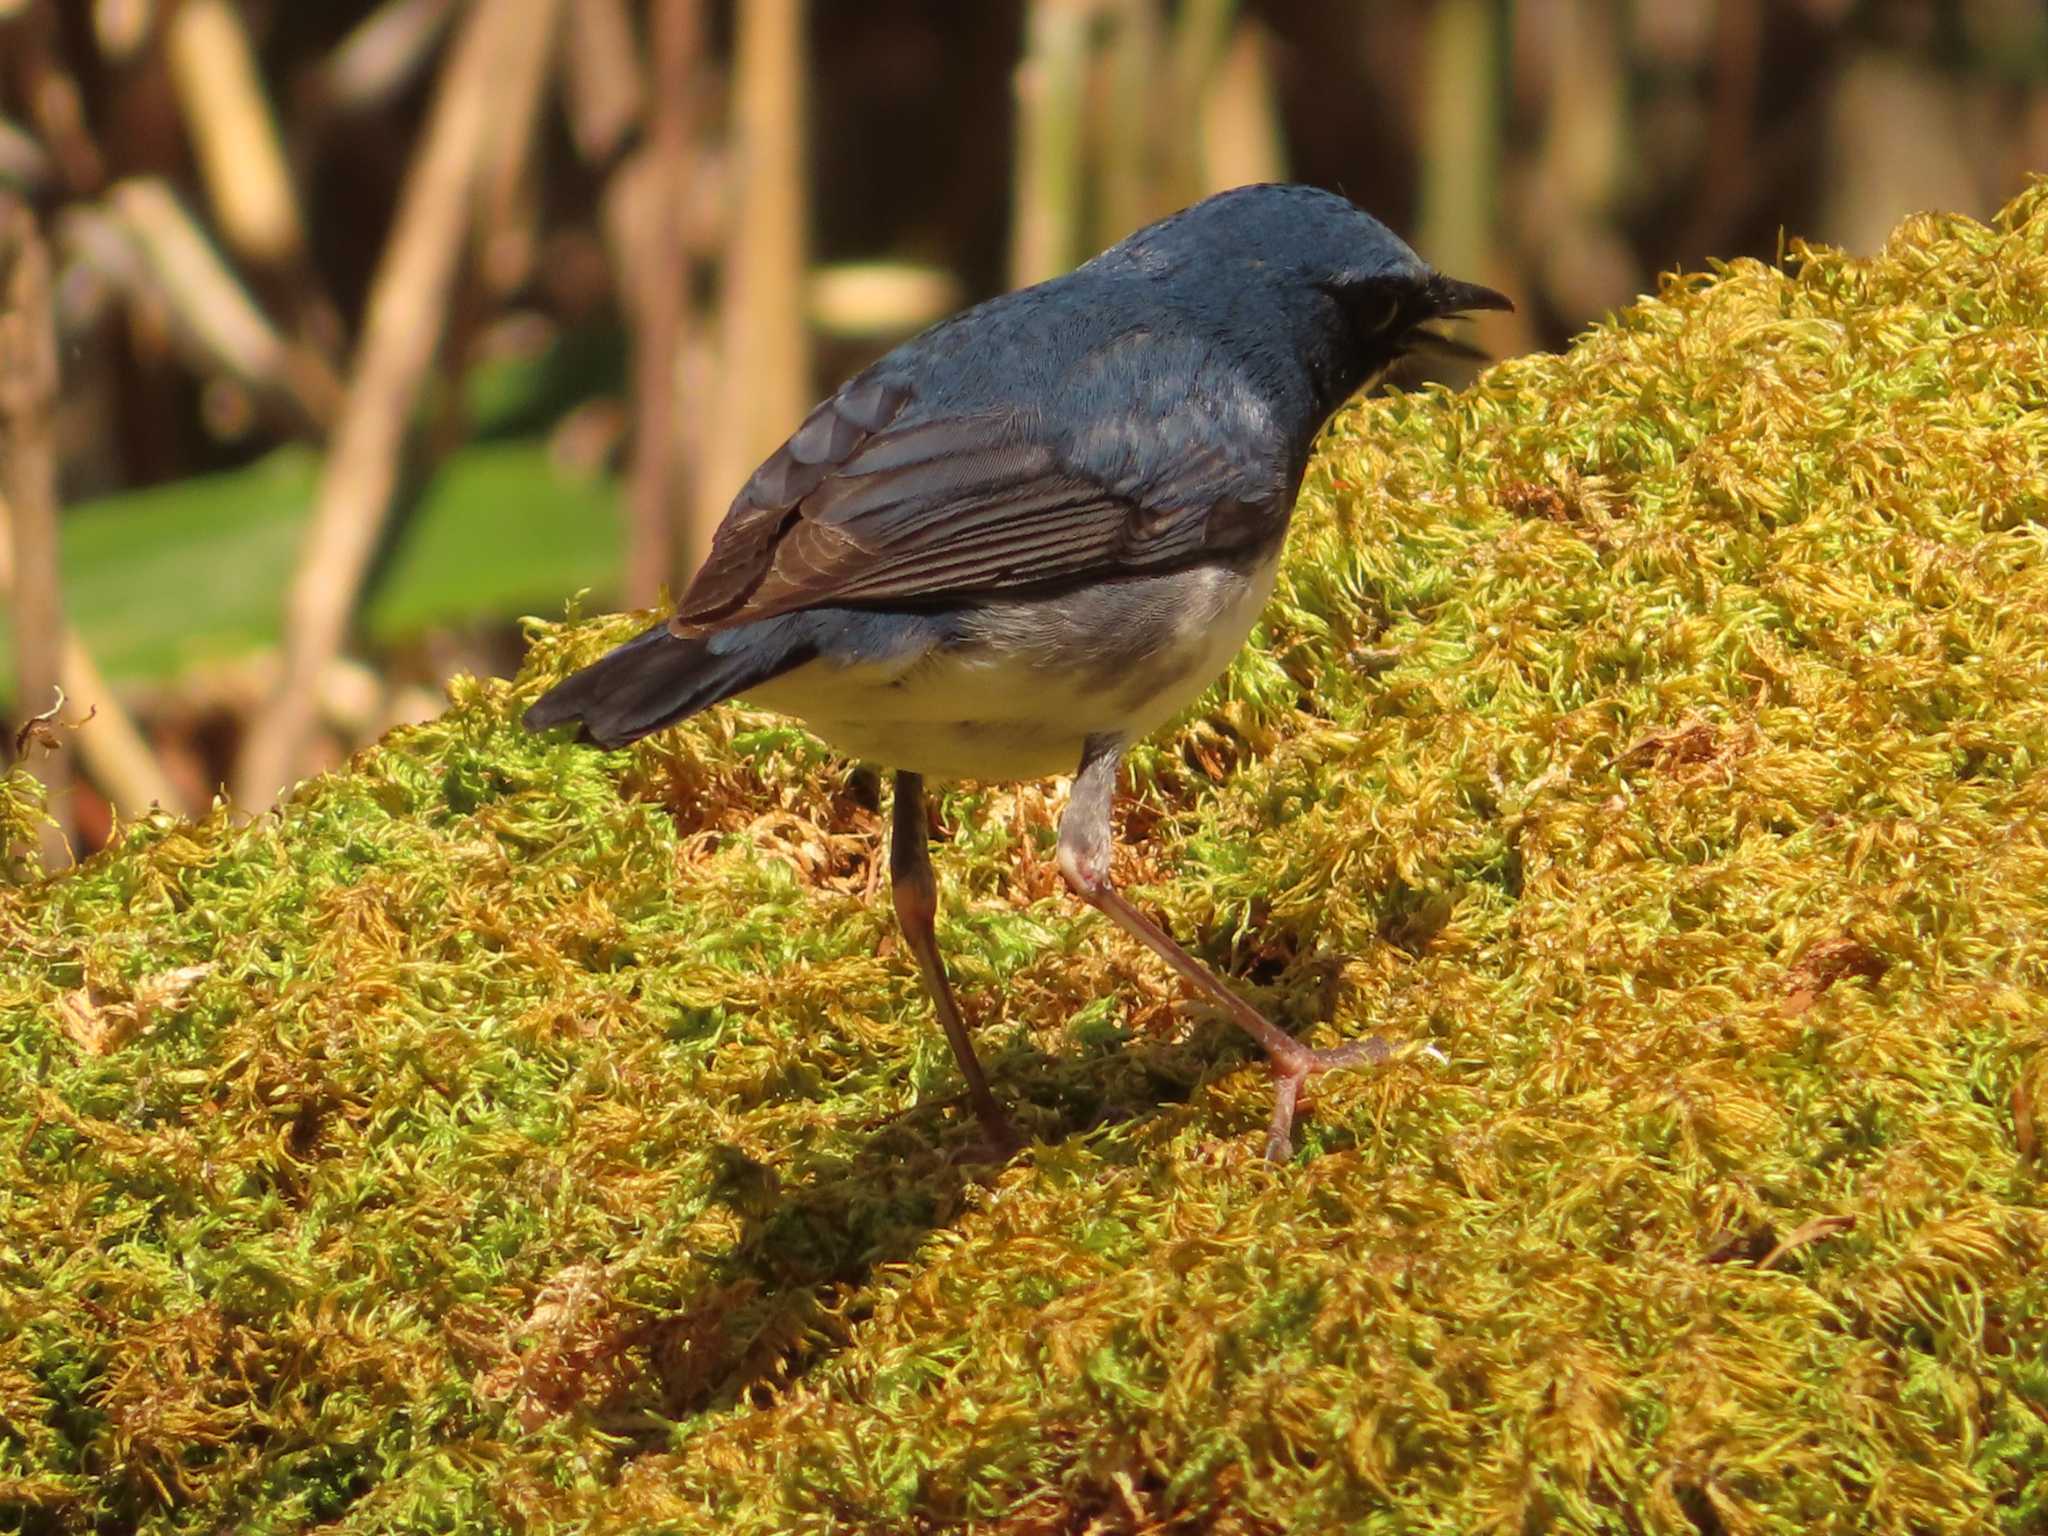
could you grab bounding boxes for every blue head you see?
[1094,183,1426,286]
[1086,182,1510,420]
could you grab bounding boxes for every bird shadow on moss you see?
[616,1022,1246,1434]
[582,910,1361,1448]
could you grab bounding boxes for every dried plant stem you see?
[109,178,340,430]
[12,5,105,194]
[165,0,305,269]
[1164,0,1234,206]
[623,0,701,605]
[475,0,566,297]
[694,0,810,573]
[563,0,643,164]
[1198,18,1284,194]
[1009,0,1095,289]
[322,0,461,117]
[1415,0,1500,289]
[91,0,154,62]
[1524,0,1630,326]
[1096,0,1163,244]
[1681,0,1761,259]
[0,202,73,865]
[234,0,516,811]
[57,630,188,819]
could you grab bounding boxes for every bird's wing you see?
[671,367,1275,631]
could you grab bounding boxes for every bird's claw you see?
[1262,1034,1443,1161]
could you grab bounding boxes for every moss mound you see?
[6,192,2048,1533]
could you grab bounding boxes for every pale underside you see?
[740,549,1284,781]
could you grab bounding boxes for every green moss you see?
[6,192,2048,1533]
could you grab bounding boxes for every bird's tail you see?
[522,618,812,748]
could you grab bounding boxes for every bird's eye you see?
[1355,294,1401,338]
[1318,279,1400,340]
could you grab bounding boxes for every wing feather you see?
[669,267,1498,632]
[671,385,1239,630]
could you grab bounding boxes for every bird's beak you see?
[1429,275,1515,316]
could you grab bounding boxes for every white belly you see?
[742,553,1282,781]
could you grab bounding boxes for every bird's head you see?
[1094,182,1512,414]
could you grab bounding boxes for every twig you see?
[1678,0,1761,262]
[1165,0,1235,206]
[0,199,73,866]
[90,0,155,63]
[1414,0,1501,287]
[1198,18,1285,194]
[1756,1215,1855,1272]
[58,630,188,819]
[165,0,305,269]
[233,0,518,811]
[105,179,340,430]
[693,0,810,574]
[0,201,193,824]
[563,0,644,165]
[475,0,567,297]
[11,686,77,760]
[321,0,461,118]
[1096,0,1163,243]
[1009,0,1095,288]
[11,2,106,194]
[622,0,701,605]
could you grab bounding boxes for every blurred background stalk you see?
[0,202,71,867]
[1165,0,1236,204]
[165,0,306,273]
[564,0,646,164]
[695,0,810,573]
[1096,0,1164,242]
[1200,18,1286,194]
[234,0,514,808]
[1416,0,1504,335]
[1010,0,1095,289]
[622,0,700,609]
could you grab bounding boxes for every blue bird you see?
[526,183,1510,1159]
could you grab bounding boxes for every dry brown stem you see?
[1199,18,1284,194]
[0,207,185,823]
[693,0,810,574]
[1415,0,1501,304]
[0,199,72,865]
[475,0,567,297]
[56,630,188,819]
[108,179,340,430]
[563,0,643,164]
[1009,0,1095,289]
[1095,0,1164,244]
[322,0,461,117]
[165,0,305,269]
[621,0,702,605]
[233,0,521,810]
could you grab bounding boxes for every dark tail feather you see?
[522,619,811,748]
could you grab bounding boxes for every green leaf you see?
[0,440,621,702]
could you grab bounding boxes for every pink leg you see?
[1058,737,1389,1159]
[891,771,1014,1149]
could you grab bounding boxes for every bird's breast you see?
[741,547,1284,782]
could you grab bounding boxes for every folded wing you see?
[671,365,1265,633]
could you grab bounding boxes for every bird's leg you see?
[1057,735,1390,1160]
[890,770,1013,1147]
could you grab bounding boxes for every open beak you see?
[1428,274,1515,316]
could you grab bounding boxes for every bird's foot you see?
[954,1107,1026,1167]
[1262,1036,1401,1162]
